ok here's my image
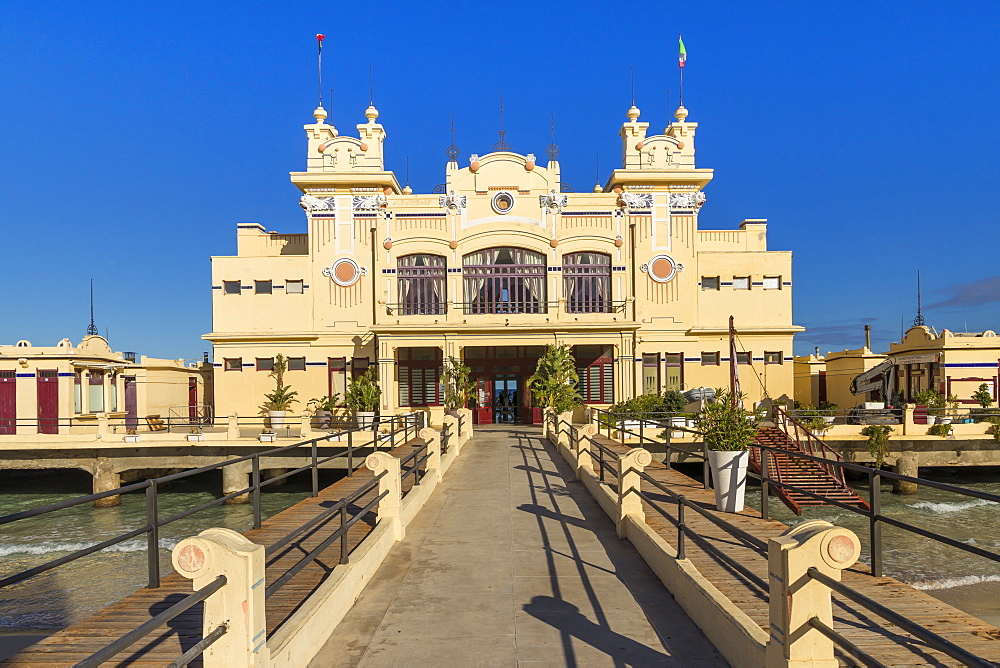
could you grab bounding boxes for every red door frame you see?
[0,371,15,435]
[36,370,59,434]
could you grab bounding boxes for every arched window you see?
[563,252,611,313]
[397,254,446,315]
[463,247,547,314]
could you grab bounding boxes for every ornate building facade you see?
[205,99,800,424]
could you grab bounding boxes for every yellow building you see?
[795,325,1000,408]
[0,335,212,434]
[205,98,801,424]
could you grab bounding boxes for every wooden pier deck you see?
[3,439,426,667]
[589,435,1000,666]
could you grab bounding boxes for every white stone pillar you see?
[575,424,596,478]
[227,412,239,439]
[172,528,268,668]
[420,426,442,481]
[365,452,403,540]
[617,448,651,538]
[765,520,861,668]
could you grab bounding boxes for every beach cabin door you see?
[36,370,59,434]
[123,376,138,431]
[0,371,15,435]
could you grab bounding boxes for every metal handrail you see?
[74,575,228,668]
[806,617,882,667]
[0,414,419,591]
[807,567,995,668]
[772,405,846,484]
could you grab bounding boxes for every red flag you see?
[316,34,325,52]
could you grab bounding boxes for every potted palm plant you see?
[261,354,298,428]
[527,344,582,422]
[442,356,474,418]
[345,368,380,429]
[307,393,341,431]
[696,388,759,512]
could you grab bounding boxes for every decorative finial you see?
[494,94,511,151]
[546,111,559,159]
[446,112,460,162]
[86,279,98,337]
[365,104,379,121]
[313,106,328,123]
[627,105,640,121]
[675,105,688,122]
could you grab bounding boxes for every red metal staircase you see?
[750,407,870,515]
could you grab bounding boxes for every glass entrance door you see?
[493,374,518,423]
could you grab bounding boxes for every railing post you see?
[870,470,883,577]
[227,412,239,440]
[677,497,687,560]
[172,528,268,667]
[365,452,403,540]
[420,426,442,481]
[765,520,861,668]
[311,439,319,497]
[557,411,572,452]
[145,481,160,588]
[760,447,770,521]
[347,430,354,475]
[702,443,710,490]
[251,455,261,529]
[617,448,652,539]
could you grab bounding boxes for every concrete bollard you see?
[92,457,121,508]
[227,412,239,440]
[765,520,862,667]
[223,461,251,504]
[366,452,403,540]
[576,425,597,478]
[617,448,652,539]
[172,528,268,668]
[419,426,443,481]
[892,451,919,495]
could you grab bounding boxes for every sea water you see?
[0,468,319,634]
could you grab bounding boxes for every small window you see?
[733,277,750,290]
[764,351,783,365]
[701,277,720,291]
[763,276,781,290]
[224,358,242,371]
[736,352,751,365]
[256,357,274,371]
[286,280,304,294]
[223,281,241,295]
[701,352,720,366]
[255,280,272,295]
[288,357,306,371]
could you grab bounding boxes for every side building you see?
[206,99,801,424]
[0,335,212,434]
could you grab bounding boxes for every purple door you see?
[36,370,58,434]
[124,376,138,431]
[0,371,15,435]
[188,378,198,424]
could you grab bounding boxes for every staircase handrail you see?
[772,405,846,484]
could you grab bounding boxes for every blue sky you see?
[2,1,999,361]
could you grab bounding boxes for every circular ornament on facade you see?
[470,160,480,173]
[635,141,644,150]
[646,254,679,283]
[525,160,535,171]
[677,141,685,149]
[326,258,363,286]
[491,191,515,214]
[359,142,369,152]
[449,240,459,250]
[383,238,393,250]
[614,236,624,248]
[549,238,559,248]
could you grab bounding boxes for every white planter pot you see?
[124,434,141,443]
[926,415,938,425]
[939,417,953,425]
[258,433,276,443]
[356,412,376,429]
[268,410,287,428]
[186,434,204,442]
[821,416,836,425]
[327,432,343,442]
[707,450,749,513]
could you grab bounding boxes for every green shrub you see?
[861,424,893,467]
[695,389,758,452]
[972,383,994,409]
[927,423,952,437]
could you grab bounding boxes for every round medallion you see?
[329,258,362,286]
[549,238,559,248]
[647,254,678,283]
[449,240,459,250]
[491,191,515,214]
[359,142,369,151]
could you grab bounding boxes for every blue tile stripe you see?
[16,373,35,378]
[945,363,998,368]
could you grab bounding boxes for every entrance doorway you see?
[36,370,58,434]
[466,346,544,424]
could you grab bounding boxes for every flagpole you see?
[729,315,740,408]
[316,34,325,108]
[678,33,684,106]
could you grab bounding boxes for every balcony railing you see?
[383,300,628,318]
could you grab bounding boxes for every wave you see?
[911,574,1000,591]
[908,498,994,513]
[0,538,179,558]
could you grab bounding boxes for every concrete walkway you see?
[311,426,724,667]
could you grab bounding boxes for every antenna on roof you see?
[315,34,325,108]
[913,270,926,327]
[368,64,374,106]
[546,111,559,159]
[446,112,460,162]
[494,94,511,151]
[405,155,410,187]
[630,65,635,106]
[86,279,98,336]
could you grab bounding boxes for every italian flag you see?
[678,36,687,68]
